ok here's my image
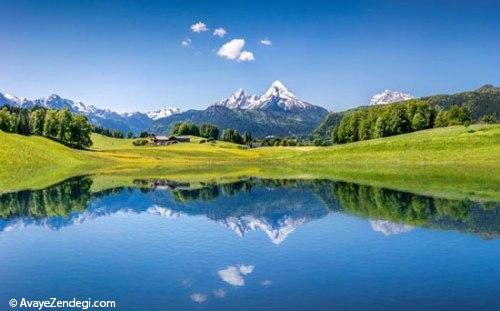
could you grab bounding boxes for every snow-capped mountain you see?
[0,91,181,133]
[369,90,414,105]
[147,107,182,120]
[152,80,328,137]
[219,215,309,245]
[213,80,319,112]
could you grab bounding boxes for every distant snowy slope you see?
[370,90,414,105]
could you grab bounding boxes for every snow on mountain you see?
[146,107,182,120]
[369,90,414,105]
[369,220,414,236]
[0,90,181,133]
[213,80,317,112]
[219,215,308,245]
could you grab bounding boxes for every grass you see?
[1,124,499,200]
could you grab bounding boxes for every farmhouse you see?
[152,135,190,146]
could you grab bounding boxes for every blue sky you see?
[1,0,499,112]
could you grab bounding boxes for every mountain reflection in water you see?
[0,176,498,242]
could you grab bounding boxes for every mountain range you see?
[0,92,181,134]
[3,83,498,138]
[0,81,328,137]
[369,90,414,105]
[151,81,329,137]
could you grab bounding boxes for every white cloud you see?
[218,264,255,286]
[190,293,207,304]
[261,280,272,287]
[218,266,244,286]
[213,289,226,298]
[238,51,254,62]
[191,22,208,33]
[213,27,227,37]
[260,38,272,46]
[239,265,254,275]
[217,39,245,60]
[216,39,255,62]
[181,38,192,47]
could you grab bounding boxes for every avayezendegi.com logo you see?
[8,298,116,310]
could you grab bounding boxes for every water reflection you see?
[0,176,498,240]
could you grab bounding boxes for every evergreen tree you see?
[15,110,31,135]
[221,128,244,144]
[242,131,252,144]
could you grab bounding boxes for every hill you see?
[314,84,500,138]
[151,105,327,137]
[1,125,499,200]
[0,131,111,190]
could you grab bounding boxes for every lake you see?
[0,177,499,310]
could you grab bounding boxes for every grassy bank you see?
[1,124,499,200]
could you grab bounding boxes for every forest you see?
[0,106,92,149]
[332,100,474,144]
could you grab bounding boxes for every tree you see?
[242,131,252,144]
[199,123,220,139]
[0,107,13,132]
[43,110,59,138]
[373,115,387,138]
[112,130,124,138]
[56,109,72,142]
[139,131,151,138]
[411,112,427,131]
[174,122,199,136]
[386,105,410,136]
[68,115,92,148]
[221,128,243,144]
[447,106,471,126]
[127,131,134,139]
[15,110,31,135]
[358,117,372,141]
[481,114,497,124]
[29,109,46,135]
[434,110,448,127]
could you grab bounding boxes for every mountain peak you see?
[231,88,246,99]
[369,90,414,105]
[146,107,182,120]
[264,80,296,99]
[271,80,286,89]
[212,81,321,112]
[45,94,61,101]
[476,84,500,93]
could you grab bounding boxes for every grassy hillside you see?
[1,125,499,200]
[0,131,112,190]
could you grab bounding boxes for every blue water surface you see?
[0,178,498,310]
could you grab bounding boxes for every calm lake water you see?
[0,177,499,310]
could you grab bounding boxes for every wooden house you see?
[152,135,190,146]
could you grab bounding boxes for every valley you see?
[1,124,499,201]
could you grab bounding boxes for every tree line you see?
[93,126,135,139]
[0,106,92,149]
[332,100,475,144]
[171,122,253,144]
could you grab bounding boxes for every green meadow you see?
[1,124,499,200]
